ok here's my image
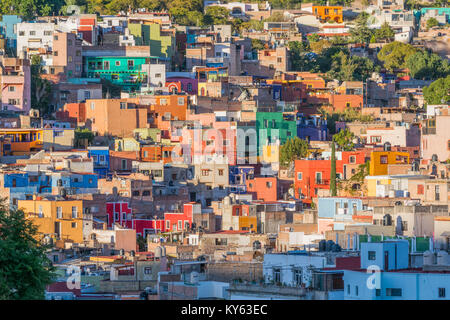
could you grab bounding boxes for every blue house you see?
[1,171,98,208]
[229,166,255,194]
[0,15,22,53]
[88,146,110,178]
[297,114,328,142]
[317,197,363,219]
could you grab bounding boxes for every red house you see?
[294,151,365,203]
[106,202,132,228]
[164,202,198,232]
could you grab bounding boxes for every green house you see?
[255,112,298,155]
[128,23,175,60]
[84,56,157,92]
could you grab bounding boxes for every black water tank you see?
[326,240,334,251]
[319,240,327,252]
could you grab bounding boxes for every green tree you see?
[377,41,418,72]
[310,40,332,54]
[205,6,229,25]
[330,141,337,196]
[332,128,355,151]
[287,40,311,71]
[279,137,309,166]
[251,39,265,51]
[350,12,373,44]
[137,235,146,252]
[406,50,450,80]
[423,76,450,105]
[74,128,94,148]
[0,201,55,300]
[328,51,377,81]
[30,55,53,117]
[307,33,320,43]
[374,22,395,43]
[426,17,439,29]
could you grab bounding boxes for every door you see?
[54,222,61,240]
[384,251,389,271]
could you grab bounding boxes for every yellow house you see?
[18,198,85,244]
[261,144,279,164]
[365,176,392,197]
[0,128,44,156]
[369,151,410,176]
[239,216,257,233]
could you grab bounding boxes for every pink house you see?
[421,113,450,162]
[0,57,31,113]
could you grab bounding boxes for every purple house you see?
[166,72,198,95]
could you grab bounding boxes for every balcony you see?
[228,283,307,298]
[422,127,436,135]
[315,179,330,185]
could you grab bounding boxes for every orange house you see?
[140,145,179,163]
[245,177,278,202]
[312,5,343,23]
[147,94,188,130]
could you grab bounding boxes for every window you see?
[277,57,282,63]
[144,267,152,275]
[166,220,170,230]
[386,288,402,297]
[71,222,77,228]
[371,136,382,144]
[297,172,302,180]
[266,181,272,188]
[293,268,302,286]
[72,207,78,218]
[160,99,167,106]
[127,60,134,67]
[143,190,150,196]
[84,91,91,100]
[187,83,192,92]
[273,268,281,284]
[376,289,381,296]
[368,251,376,260]
[120,102,126,109]
[202,169,210,176]
[132,191,140,196]
[115,60,120,66]
[178,220,183,231]
[349,156,356,163]
[355,286,359,296]
[347,285,350,294]
[68,56,73,63]
[8,86,15,92]
[19,31,24,36]
[90,102,95,110]
[30,31,36,36]
[402,221,408,231]
[178,97,185,105]
[380,155,388,164]
[38,205,43,217]
[218,169,224,176]
[54,51,58,56]
[104,61,110,70]
[439,288,446,298]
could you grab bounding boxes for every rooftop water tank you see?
[437,251,449,266]
[423,250,434,265]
